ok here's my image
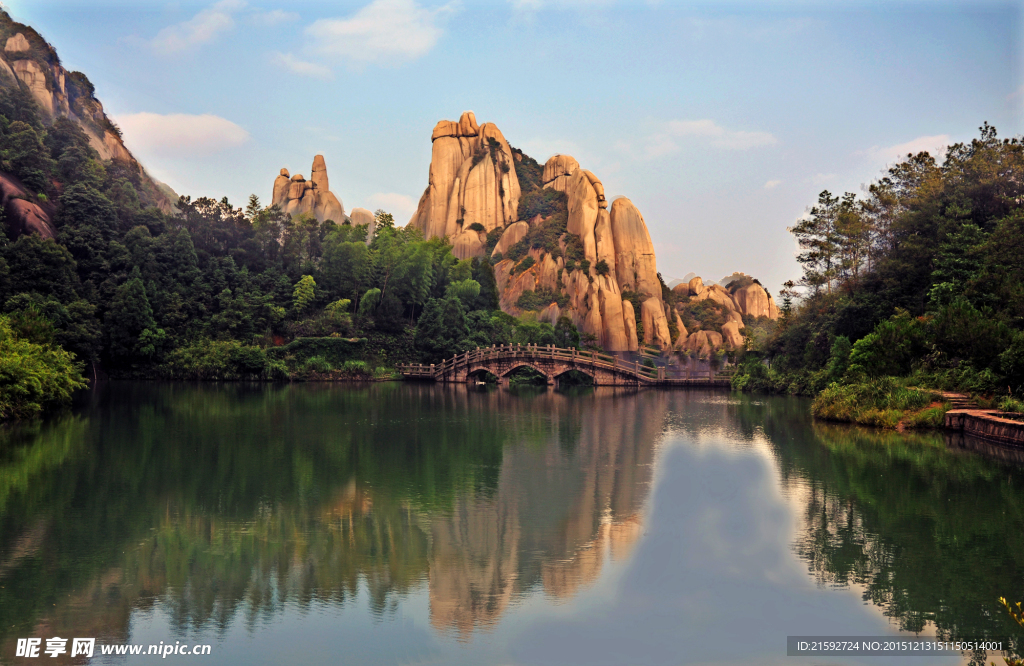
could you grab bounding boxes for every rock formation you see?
[0,14,173,212]
[271,155,345,222]
[0,172,54,238]
[406,111,778,353]
[408,111,521,260]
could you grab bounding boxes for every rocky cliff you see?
[408,111,521,260]
[0,11,174,218]
[271,154,345,222]
[408,112,780,352]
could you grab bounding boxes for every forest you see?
[0,82,582,420]
[733,123,1024,425]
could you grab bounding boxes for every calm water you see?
[1,383,1022,665]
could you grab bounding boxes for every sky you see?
[4,0,1022,294]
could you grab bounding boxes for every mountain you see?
[407,111,778,352]
[0,9,174,238]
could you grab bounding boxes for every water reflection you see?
[0,383,661,659]
[1,385,1023,665]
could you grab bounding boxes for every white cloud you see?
[151,0,245,55]
[367,192,417,218]
[860,134,950,164]
[116,113,250,158]
[306,0,457,66]
[273,52,333,80]
[763,179,782,190]
[250,9,299,26]
[665,119,778,150]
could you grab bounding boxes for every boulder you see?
[732,283,775,318]
[610,198,660,298]
[640,297,672,348]
[452,229,485,259]
[492,220,529,258]
[542,154,579,186]
[0,173,54,238]
[721,321,744,348]
[311,154,329,192]
[4,33,30,53]
[685,330,723,356]
[672,283,689,298]
[688,276,705,296]
[673,313,689,349]
[349,207,375,241]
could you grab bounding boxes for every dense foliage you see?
[0,313,86,419]
[734,123,1024,423]
[0,84,586,420]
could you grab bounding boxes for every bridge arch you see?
[466,367,499,383]
[501,362,554,385]
[553,367,595,386]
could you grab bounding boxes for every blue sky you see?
[6,0,1022,293]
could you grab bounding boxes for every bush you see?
[513,255,535,274]
[998,396,1024,413]
[811,377,941,429]
[303,355,332,373]
[161,339,285,380]
[0,314,87,420]
[516,287,569,311]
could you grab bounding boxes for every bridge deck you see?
[397,344,732,387]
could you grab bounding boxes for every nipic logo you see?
[16,637,95,658]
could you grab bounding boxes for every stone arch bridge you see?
[397,344,731,387]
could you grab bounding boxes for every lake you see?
[1,383,1022,665]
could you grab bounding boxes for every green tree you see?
[292,275,316,316]
[414,296,469,361]
[105,267,161,364]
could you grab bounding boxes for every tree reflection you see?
[0,383,659,657]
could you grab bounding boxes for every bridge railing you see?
[396,344,731,382]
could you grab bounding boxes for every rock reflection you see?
[427,389,660,637]
[0,383,661,658]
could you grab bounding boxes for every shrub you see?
[304,355,332,373]
[468,222,485,232]
[811,377,939,428]
[516,287,569,311]
[0,314,87,421]
[595,259,610,276]
[513,255,535,274]
[342,360,370,376]
[161,339,283,380]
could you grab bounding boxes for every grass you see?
[812,377,948,429]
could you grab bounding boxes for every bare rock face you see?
[673,313,689,349]
[640,297,672,349]
[492,220,529,258]
[685,330,723,357]
[4,33,30,53]
[687,276,705,296]
[407,113,677,351]
[733,283,779,319]
[271,155,345,223]
[693,283,738,311]
[721,321,744,348]
[0,173,54,238]
[408,111,521,253]
[672,282,690,298]
[610,198,660,297]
